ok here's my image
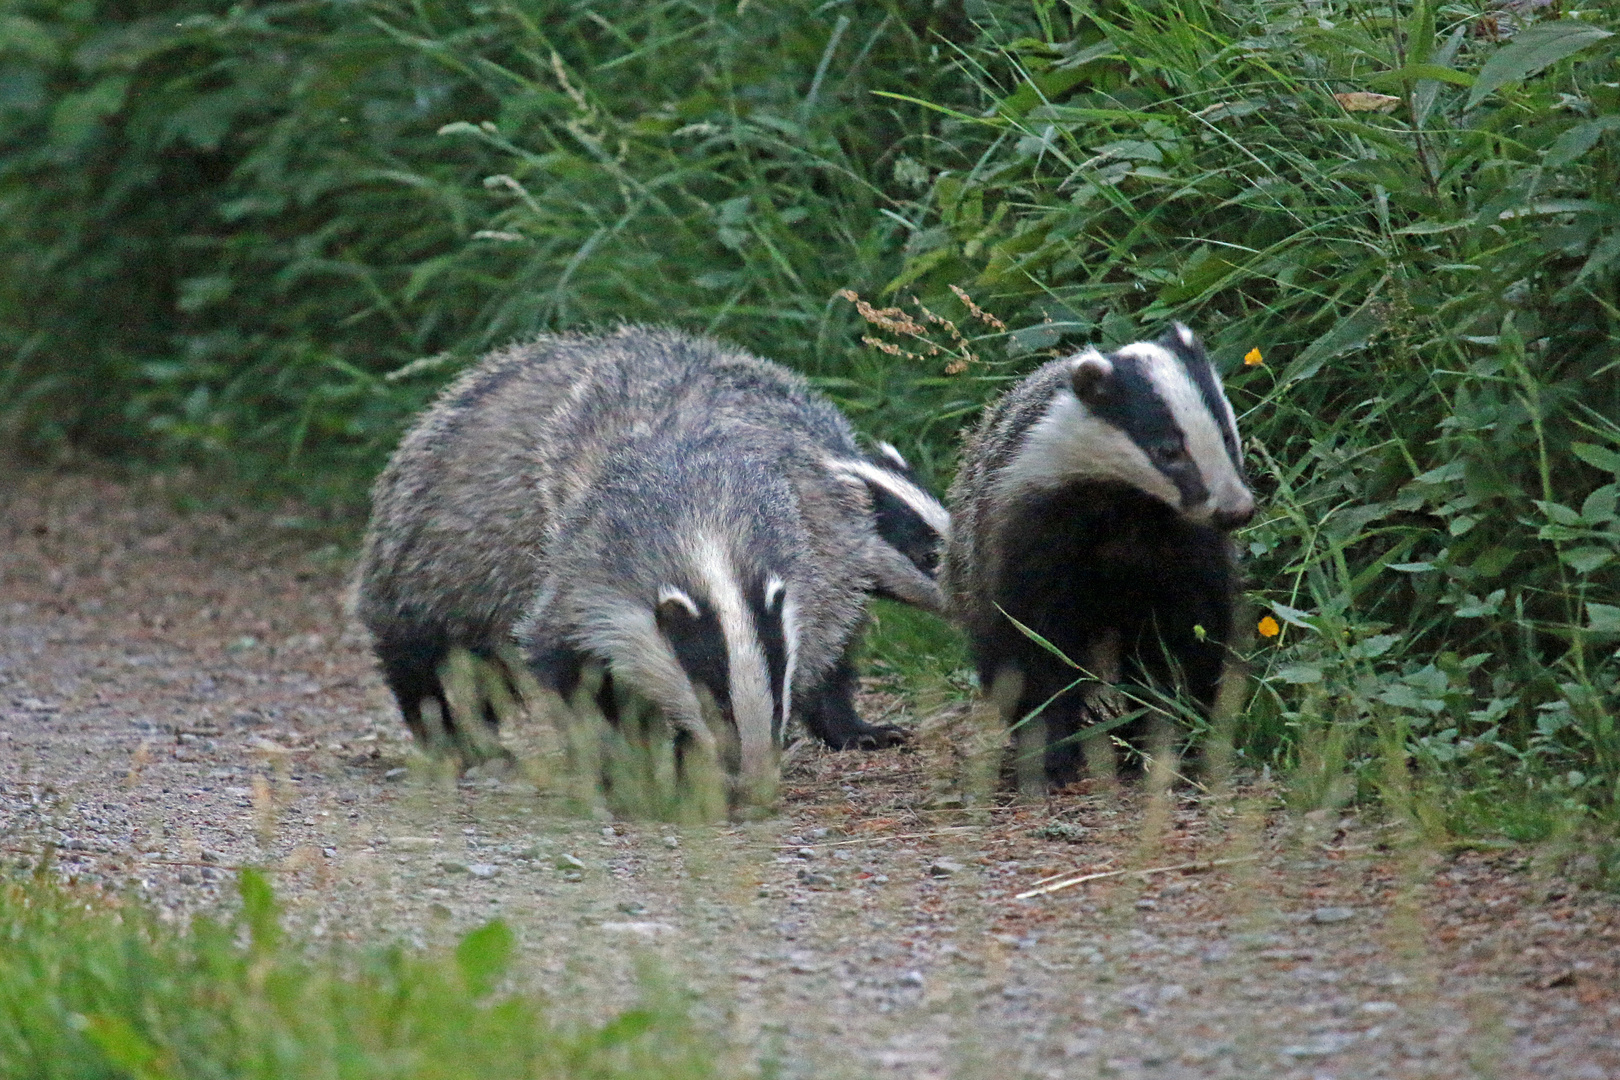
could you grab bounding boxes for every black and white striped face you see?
[651,543,796,783]
[1005,324,1255,529]
[826,443,952,576]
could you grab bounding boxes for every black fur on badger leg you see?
[373,626,524,764]
[372,627,453,752]
[978,484,1240,784]
[797,645,908,749]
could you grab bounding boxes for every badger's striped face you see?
[1004,323,1255,529]
[827,444,951,576]
[652,540,796,784]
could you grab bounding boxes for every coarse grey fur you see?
[355,325,945,767]
[942,324,1256,783]
[513,427,839,793]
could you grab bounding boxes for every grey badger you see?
[355,326,949,785]
[942,324,1255,783]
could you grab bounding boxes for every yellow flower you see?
[1244,347,1263,367]
[1257,615,1281,638]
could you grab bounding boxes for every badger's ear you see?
[1070,351,1114,405]
[1160,321,1205,358]
[654,585,702,629]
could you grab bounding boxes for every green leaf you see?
[1362,64,1474,89]
[1453,589,1505,618]
[81,1014,167,1080]
[456,919,514,997]
[1560,547,1614,574]
[1545,116,1620,167]
[0,15,60,63]
[1571,442,1620,475]
[1275,662,1324,685]
[48,75,130,151]
[593,1008,656,1048]
[1266,602,1317,630]
[1581,484,1618,523]
[238,869,280,952]
[1589,603,1620,633]
[1285,305,1384,381]
[1466,22,1615,109]
[1536,500,1584,527]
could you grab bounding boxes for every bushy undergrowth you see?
[0,868,720,1079]
[2,0,1617,853]
[876,0,1620,852]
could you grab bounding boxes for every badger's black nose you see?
[1212,504,1256,530]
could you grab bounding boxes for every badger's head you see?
[821,443,951,612]
[1007,323,1255,530]
[519,441,804,804]
[646,544,796,791]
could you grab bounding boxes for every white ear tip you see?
[876,441,909,469]
[1174,322,1195,346]
[1073,350,1112,377]
[655,585,701,618]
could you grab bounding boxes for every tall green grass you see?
[2,0,1616,855]
[872,0,1620,853]
[0,868,722,1079]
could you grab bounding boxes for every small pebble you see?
[438,860,468,874]
[383,767,408,781]
[468,863,498,879]
[555,852,586,870]
[798,869,835,888]
[1311,906,1356,924]
[663,835,680,849]
[928,858,964,877]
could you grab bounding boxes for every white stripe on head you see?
[997,351,1181,507]
[568,591,715,752]
[688,532,776,785]
[876,441,910,470]
[824,457,952,539]
[1123,342,1254,524]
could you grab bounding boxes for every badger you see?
[515,428,855,797]
[941,324,1255,784]
[354,326,948,772]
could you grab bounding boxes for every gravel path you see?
[3,469,1618,1079]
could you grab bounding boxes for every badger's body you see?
[942,325,1255,783]
[355,326,947,776]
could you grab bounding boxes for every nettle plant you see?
[864,0,1620,832]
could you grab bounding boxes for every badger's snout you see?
[1210,496,1256,531]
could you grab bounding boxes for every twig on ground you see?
[1014,854,1262,900]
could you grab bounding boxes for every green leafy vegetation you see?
[2,1,1617,861]
[0,868,722,1079]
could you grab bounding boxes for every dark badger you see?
[354,326,948,786]
[942,324,1255,783]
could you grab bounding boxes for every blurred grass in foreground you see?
[0,865,723,1080]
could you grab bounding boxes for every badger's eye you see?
[1148,441,1189,466]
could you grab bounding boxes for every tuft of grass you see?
[0,867,725,1080]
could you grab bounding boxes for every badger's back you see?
[358,327,843,646]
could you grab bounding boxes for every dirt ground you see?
[3,468,1619,1080]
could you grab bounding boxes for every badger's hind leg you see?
[800,650,908,749]
[373,630,455,753]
